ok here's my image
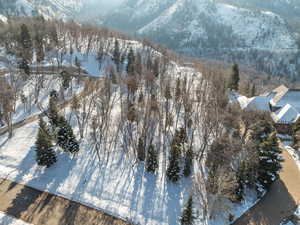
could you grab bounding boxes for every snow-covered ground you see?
[0,118,260,225]
[0,75,84,126]
[0,212,32,225]
[0,35,260,225]
[210,190,259,225]
[0,121,192,225]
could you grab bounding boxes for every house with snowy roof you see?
[236,85,300,125]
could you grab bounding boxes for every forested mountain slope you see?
[0,0,83,19]
[105,0,300,78]
[1,0,299,78]
[0,17,284,225]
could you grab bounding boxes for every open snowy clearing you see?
[0,212,32,225]
[0,121,191,225]
[0,118,259,225]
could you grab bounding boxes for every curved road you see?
[233,146,300,225]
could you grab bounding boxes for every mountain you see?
[216,0,300,34]
[105,0,300,78]
[0,0,84,19]
[216,0,300,21]
[0,0,299,78]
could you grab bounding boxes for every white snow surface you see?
[0,119,261,225]
[0,121,191,225]
[0,14,7,23]
[0,212,32,225]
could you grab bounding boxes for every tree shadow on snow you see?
[141,172,159,224]
[130,163,145,221]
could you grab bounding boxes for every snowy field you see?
[0,38,260,225]
[0,119,259,225]
[0,121,191,225]
[0,212,32,225]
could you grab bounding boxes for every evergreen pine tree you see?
[57,116,79,154]
[113,39,120,71]
[136,53,143,75]
[19,58,30,78]
[167,144,181,182]
[180,195,195,225]
[35,118,57,168]
[153,58,160,77]
[228,63,240,91]
[48,93,60,129]
[126,47,135,75]
[258,132,283,189]
[137,137,145,161]
[183,148,193,177]
[175,78,181,102]
[75,56,81,77]
[19,24,33,62]
[35,32,44,63]
[244,82,250,97]
[60,71,72,90]
[164,83,172,100]
[49,24,59,47]
[146,144,158,173]
[251,84,256,97]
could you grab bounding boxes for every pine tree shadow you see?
[130,163,145,220]
[141,172,159,224]
[7,146,38,192]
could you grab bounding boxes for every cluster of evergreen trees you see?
[250,118,283,190]
[35,91,79,167]
[112,39,160,78]
[167,128,193,183]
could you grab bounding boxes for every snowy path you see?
[233,146,300,225]
[0,178,130,225]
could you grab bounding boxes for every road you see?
[0,178,130,225]
[233,147,300,225]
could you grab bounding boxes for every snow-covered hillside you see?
[0,0,84,20]
[105,0,300,78]
[0,17,265,224]
[1,0,299,77]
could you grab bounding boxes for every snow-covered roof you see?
[272,104,299,124]
[244,96,271,111]
[271,90,300,112]
[234,85,300,124]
